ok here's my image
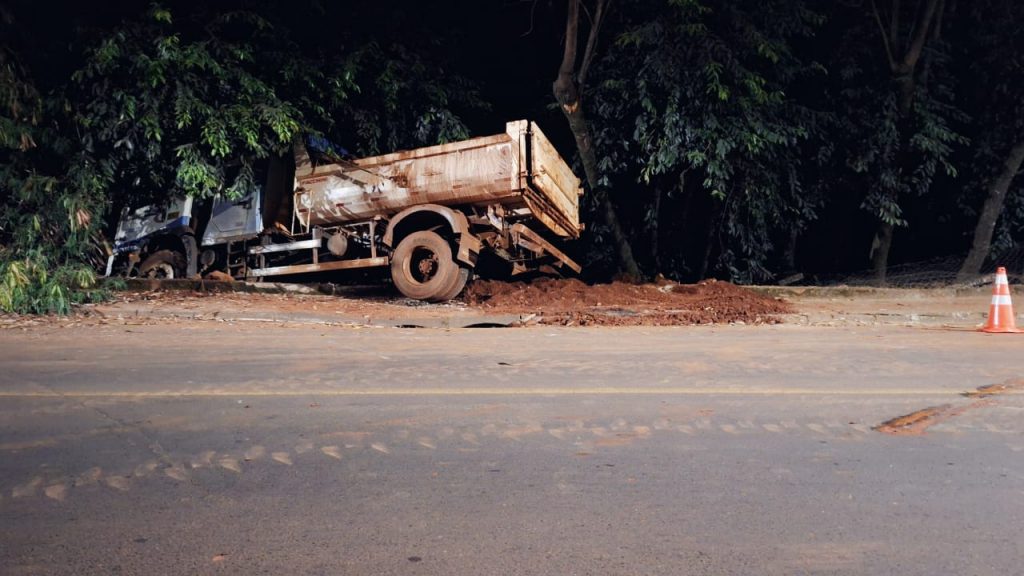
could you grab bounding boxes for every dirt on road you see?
[463,278,791,326]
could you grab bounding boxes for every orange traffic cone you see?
[980,267,1023,333]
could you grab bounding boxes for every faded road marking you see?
[502,424,545,440]
[164,465,188,481]
[191,451,216,468]
[104,475,130,491]
[0,438,58,451]
[321,446,343,460]
[0,387,983,398]
[12,477,42,498]
[218,458,242,473]
[271,452,293,465]
[75,467,102,486]
[134,460,159,477]
[43,483,67,501]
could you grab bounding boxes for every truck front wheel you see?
[391,231,466,302]
[138,249,186,279]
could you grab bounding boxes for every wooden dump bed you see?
[293,120,583,238]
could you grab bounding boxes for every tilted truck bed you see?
[294,120,583,238]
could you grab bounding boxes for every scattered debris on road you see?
[963,379,1024,398]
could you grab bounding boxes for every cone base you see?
[979,326,1024,333]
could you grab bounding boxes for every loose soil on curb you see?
[463,278,792,326]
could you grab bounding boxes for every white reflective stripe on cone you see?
[996,274,1009,285]
[991,295,1013,305]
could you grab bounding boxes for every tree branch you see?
[557,0,579,83]
[577,0,609,90]
[902,0,939,69]
[931,0,945,41]
[890,0,900,53]
[870,0,897,70]
[519,0,540,37]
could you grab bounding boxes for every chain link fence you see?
[779,250,1024,288]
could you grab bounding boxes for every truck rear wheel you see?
[139,249,186,279]
[438,267,470,301]
[391,231,464,302]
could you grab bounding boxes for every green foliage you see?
[2,0,480,314]
[66,3,480,207]
[339,42,484,156]
[1,24,111,314]
[70,5,350,204]
[0,252,108,314]
[592,0,826,281]
[837,19,966,230]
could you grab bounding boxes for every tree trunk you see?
[556,92,641,280]
[697,202,722,280]
[675,173,696,278]
[650,185,663,273]
[867,0,941,284]
[870,220,894,285]
[957,140,1024,281]
[553,0,642,280]
[871,74,915,284]
[782,226,799,273]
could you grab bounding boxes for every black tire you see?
[438,267,471,301]
[391,231,462,302]
[139,249,186,279]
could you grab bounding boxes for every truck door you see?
[202,189,263,246]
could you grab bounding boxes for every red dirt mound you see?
[462,278,792,326]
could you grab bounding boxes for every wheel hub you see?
[145,263,175,279]
[414,252,439,281]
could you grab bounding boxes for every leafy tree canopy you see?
[0,0,480,312]
[590,0,827,281]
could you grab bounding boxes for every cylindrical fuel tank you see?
[294,175,415,228]
[293,135,522,228]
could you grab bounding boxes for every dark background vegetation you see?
[2,0,1022,312]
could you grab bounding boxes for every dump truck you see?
[107,120,583,301]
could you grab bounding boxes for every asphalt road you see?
[1,321,1023,575]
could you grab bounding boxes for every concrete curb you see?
[749,285,990,299]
